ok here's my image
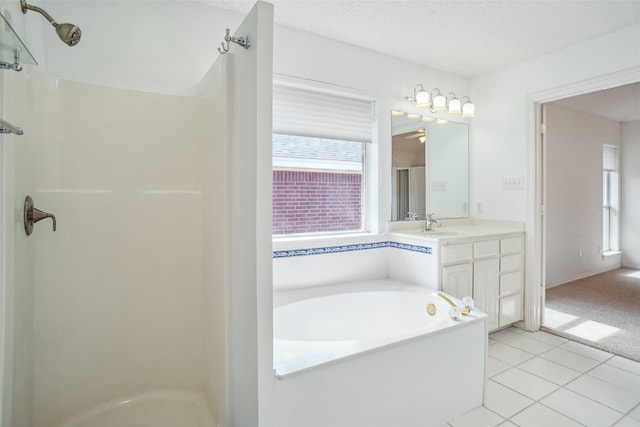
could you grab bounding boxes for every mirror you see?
[391,112,469,221]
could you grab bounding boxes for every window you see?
[603,144,619,252]
[272,82,373,236]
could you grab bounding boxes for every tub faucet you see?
[437,292,473,318]
[424,213,441,231]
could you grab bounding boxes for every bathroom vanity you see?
[391,224,524,332]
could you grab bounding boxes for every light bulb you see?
[462,101,475,118]
[448,97,462,115]
[415,89,430,108]
[432,91,446,112]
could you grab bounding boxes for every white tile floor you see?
[447,327,640,427]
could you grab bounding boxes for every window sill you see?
[272,232,372,244]
[602,250,622,258]
[272,232,385,252]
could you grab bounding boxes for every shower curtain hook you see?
[218,28,250,54]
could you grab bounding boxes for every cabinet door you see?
[473,258,500,331]
[500,294,523,327]
[441,263,472,299]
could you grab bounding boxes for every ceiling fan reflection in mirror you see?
[405,129,426,143]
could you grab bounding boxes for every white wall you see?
[621,120,640,269]
[4,0,243,95]
[544,103,621,287]
[272,235,438,293]
[273,26,471,232]
[470,24,639,328]
[5,0,472,234]
[470,24,640,221]
[7,2,639,230]
[226,3,274,425]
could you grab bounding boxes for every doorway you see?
[527,74,640,361]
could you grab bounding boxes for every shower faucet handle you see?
[23,195,57,236]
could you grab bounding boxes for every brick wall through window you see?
[272,169,362,235]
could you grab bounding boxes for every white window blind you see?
[273,84,373,143]
[603,145,617,171]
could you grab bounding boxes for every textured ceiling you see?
[207,0,640,122]
[209,0,640,77]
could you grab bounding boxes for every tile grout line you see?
[483,329,640,427]
[564,359,640,418]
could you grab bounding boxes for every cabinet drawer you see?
[500,271,522,296]
[501,254,521,272]
[442,243,472,264]
[474,240,499,258]
[501,236,522,254]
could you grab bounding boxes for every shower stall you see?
[0,1,274,426]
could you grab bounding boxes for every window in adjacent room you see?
[272,81,374,236]
[602,144,619,252]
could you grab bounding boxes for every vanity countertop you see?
[390,224,523,242]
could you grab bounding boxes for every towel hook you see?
[218,28,250,54]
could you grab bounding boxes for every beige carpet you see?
[543,268,640,362]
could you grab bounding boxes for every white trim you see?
[525,66,640,332]
[545,263,622,289]
[529,67,640,104]
[0,71,7,426]
[0,140,6,427]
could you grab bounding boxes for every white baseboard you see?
[546,264,622,289]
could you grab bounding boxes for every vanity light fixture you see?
[391,110,405,116]
[406,84,475,118]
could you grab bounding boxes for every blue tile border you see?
[272,241,432,258]
[388,241,432,254]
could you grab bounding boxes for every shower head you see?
[54,22,81,46]
[21,0,81,46]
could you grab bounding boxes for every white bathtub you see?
[273,279,488,427]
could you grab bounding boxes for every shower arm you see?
[21,0,59,27]
[20,0,81,47]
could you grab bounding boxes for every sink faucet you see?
[424,213,441,231]
[405,211,418,221]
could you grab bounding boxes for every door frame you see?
[0,71,9,426]
[524,66,640,331]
